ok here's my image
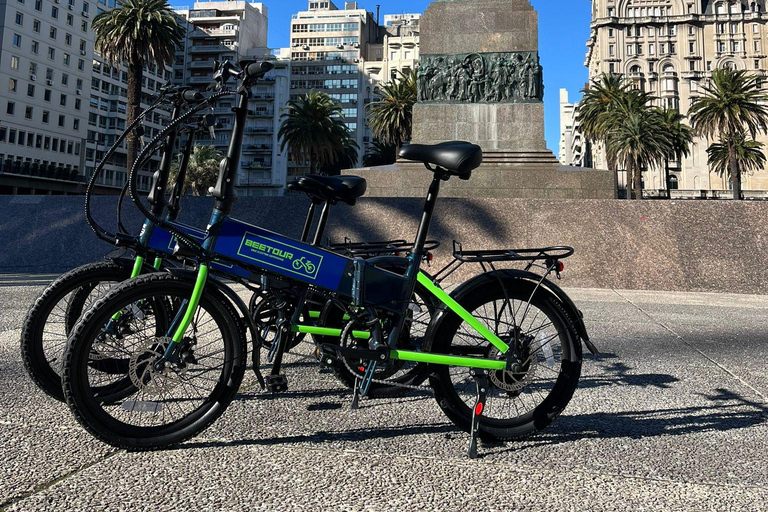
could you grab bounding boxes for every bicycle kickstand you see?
[468,369,489,459]
[350,361,377,410]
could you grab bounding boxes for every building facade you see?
[175,1,289,196]
[289,0,378,175]
[586,0,768,192]
[559,88,592,167]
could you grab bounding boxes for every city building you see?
[586,0,768,192]
[0,0,176,195]
[289,0,379,175]
[175,1,289,196]
[559,88,592,167]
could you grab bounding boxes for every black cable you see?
[84,95,167,243]
[129,90,233,259]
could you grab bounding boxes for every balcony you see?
[252,93,275,101]
[245,126,274,134]
[189,60,215,69]
[189,76,213,84]
[188,44,236,54]
[243,144,274,152]
[250,110,274,117]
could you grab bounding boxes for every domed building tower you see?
[585,0,768,195]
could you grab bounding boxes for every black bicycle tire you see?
[20,260,133,401]
[62,272,246,451]
[426,285,582,441]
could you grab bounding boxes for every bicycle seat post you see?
[311,200,332,246]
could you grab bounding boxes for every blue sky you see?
[178,0,593,153]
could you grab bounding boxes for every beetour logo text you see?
[237,232,323,280]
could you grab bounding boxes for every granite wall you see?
[0,195,766,295]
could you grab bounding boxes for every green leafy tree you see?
[368,69,417,153]
[278,91,353,175]
[92,0,184,171]
[170,145,223,196]
[706,133,766,186]
[656,107,694,197]
[689,68,768,199]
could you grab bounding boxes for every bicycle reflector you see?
[556,261,565,272]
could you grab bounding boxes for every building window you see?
[689,42,695,54]
[50,27,57,39]
[15,12,23,25]
[67,14,73,26]
[11,56,19,70]
[52,6,58,18]
[648,44,655,55]
[755,23,760,34]
[688,26,694,35]
[27,84,35,96]
[60,94,67,106]
[733,41,742,52]
[7,102,15,116]
[9,79,17,93]
[608,28,614,37]
[44,89,51,101]
[63,53,70,66]
[58,115,65,127]
[48,47,55,60]
[33,19,40,32]
[73,119,79,130]
[81,21,87,32]
[669,175,679,190]
[25,106,33,119]
[609,44,615,56]
[690,61,696,71]
[13,34,22,47]
[32,41,39,54]
[42,110,49,123]
[34,0,41,10]
[756,59,761,69]
[75,98,81,110]
[755,40,761,52]
[609,63,615,73]
[707,61,713,70]
[78,59,84,71]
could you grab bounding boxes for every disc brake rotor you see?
[128,338,186,396]
[486,344,537,393]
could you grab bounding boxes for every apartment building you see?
[0,0,173,194]
[175,1,289,196]
[289,0,378,175]
[586,0,768,192]
[559,88,591,167]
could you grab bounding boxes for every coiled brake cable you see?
[84,94,168,244]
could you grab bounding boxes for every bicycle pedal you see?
[265,375,288,393]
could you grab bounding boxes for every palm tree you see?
[689,68,768,199]
[603,104,672,200]
[368,69,417,153]
[92,0,184,171]
[656,108,694,197]
[170,145,223,196]
[578,73,633,194]
[363,140,398,167]
[278,91,353,175]
[706,133,766,187]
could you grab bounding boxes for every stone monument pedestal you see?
[347,0,615,199]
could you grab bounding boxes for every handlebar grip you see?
[182,90,205,102]
[245,61,275,78]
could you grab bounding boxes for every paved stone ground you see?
[1,278,768,511]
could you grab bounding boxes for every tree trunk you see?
[633,161,643,200]
[729,142,741,200]
[126,60,144,175]
[664,157,671,199]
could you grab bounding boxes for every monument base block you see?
[345,162,617,200]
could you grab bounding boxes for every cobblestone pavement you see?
[1,277,767,511]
